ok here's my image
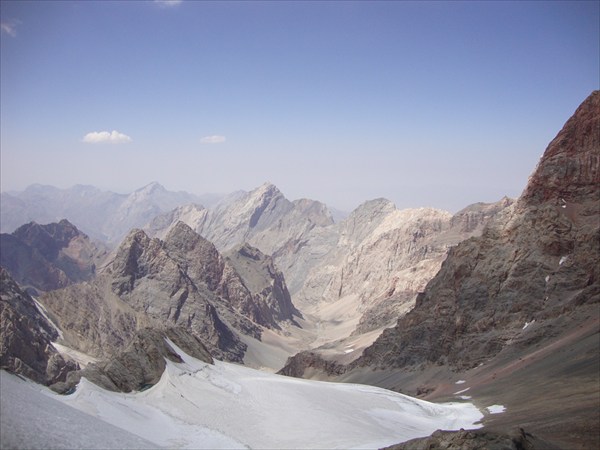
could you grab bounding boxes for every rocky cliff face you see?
[0,220,106,293]
[0,267,77,385]
[224,243,299,329]
[288,197,512,353]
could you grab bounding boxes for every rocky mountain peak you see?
[108,228,165,294]
[351,198,396,217]
[137,181,167,195]
[337,198,397,247]
[521,90,599,206]
[163,221,225,291]
[291,199,334,227]
[1,220,104,292]
[253,181,281,198]
[244,183,288,229]
[164,220,201,244]
[13,219,83,255]
[120,228,152,249]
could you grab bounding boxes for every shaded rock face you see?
[0,220,106,293]
[0,267,76,385]
[40,222,299,364]
[224,243,299,329]
[39,277,150,360]
[354,91,600,372]
[278,351,345,379]
[51,327,213,394]
[383,427,557,450]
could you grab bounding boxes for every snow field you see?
[4,339,484,449]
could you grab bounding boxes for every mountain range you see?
[0,182,221,245]
[1,91,598,449]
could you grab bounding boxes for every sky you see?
[1,0,598,212]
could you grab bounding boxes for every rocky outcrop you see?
[51,327,213,394]
[278,350,345,379]
[0,267,77,385]
[0,220,106,293]
[382,427,557,450]
[39,276,151,360]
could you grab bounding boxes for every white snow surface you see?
[1,340,484,449]
[52,342,98,368]
[522,320,535,330]
[486,405,507,414]
[0,372,157,449]
[454,387,471,395]
[32,297,64,340]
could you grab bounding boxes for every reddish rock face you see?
[522,90,600,206]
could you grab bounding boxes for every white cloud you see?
[154,0,183,7]
[200,135,226,144]
[1,19,21,37]
[82,130,133,144]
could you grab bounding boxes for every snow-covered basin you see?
[5,340,484,449]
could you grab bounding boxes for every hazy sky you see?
[1,1,598,212]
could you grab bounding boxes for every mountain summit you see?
[522,91,599,205]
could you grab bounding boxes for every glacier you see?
[1,340,483,449]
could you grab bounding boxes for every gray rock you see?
[0,267,77,385]
[382,427,558,450]
[51,326,213,394]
